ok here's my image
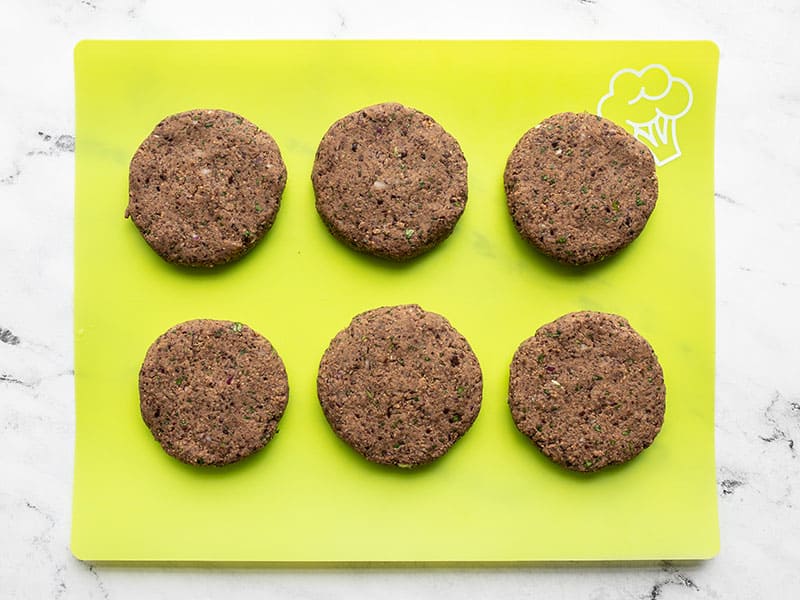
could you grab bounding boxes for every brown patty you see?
[311,102,468,261]
[504,112,658,265]
[127,109,286,267]
[139,319,289,466]
[317,304,482,467]
[508,311,665,472]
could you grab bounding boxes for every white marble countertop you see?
[1,0,798,597]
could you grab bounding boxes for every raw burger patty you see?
[127,109,286,267]
[508,311,666,472]
[504,112,658,265]
[139,319,289,466]
[311,102,468,261]
[317,304,482,467]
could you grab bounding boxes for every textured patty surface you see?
[127,109,286,267]
[139,319,289,466]
[312,102,468,261]
[508,311,665,472]
[317,304,482,467]
[504,112,658,265]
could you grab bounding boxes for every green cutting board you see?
[72,40,719,562]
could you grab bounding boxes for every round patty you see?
[508,311,665,472]
[317,304,482,467]
[127,109,286,267]
[504,112,658,265]
[311,102,468,261]
[139,319,289,466]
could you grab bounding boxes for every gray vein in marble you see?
[714,191,753,212]
[1,165,21,185]
[0,327,21,345]
[24,500,68,599]
[126,0,148,20]
[575,0,600,24]
[717,466,748,498]
[719,477,745,496]
[24,500,55,528]
[27,132,76,156]
[0,369,73,390]
[644,563,700,599]
[0,373,35,388]
[88,565,111,600]
[2,130,75,188]
[760,391,798,456]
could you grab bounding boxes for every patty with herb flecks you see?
[127,109,286,267]
[139,319,288,466]
[504,112,658,265]
[317,304,482,467]
[311,102,468,261]
[508,311,665,472]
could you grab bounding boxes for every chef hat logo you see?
[597,64,693,167]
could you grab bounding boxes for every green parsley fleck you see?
[232,322,243,332]
[404,228,415,240]
[580,185,589,194]
[556,236,567,244]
